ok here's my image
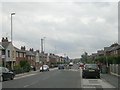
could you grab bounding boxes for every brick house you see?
[15,46,26,65]
[109,45,120,56]
[104,43,120,57]
[34,50,41,69]
[26,48,35,67]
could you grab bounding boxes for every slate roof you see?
[0,44,4,49]
[110,45,120,51]
[0,42,11,49]
[26,51,35,56]
[104,45,120,52]
[14,47,26,53]
[104,47,113,52]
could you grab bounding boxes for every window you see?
[16,52,18,57]
[5,68,9,72]
[8,50,10,57]
[13,51,15,58]
[2,50,5,55]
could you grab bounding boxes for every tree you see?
[20,60,31,72]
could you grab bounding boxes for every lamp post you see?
[41,38,44,71]
[43,37,46,53]
[11,12,15,70]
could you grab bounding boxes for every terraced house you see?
[0,37,16,70]
[0,45,4,67]
[0,37,67,70]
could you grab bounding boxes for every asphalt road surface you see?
[2,64,116,89]
[2,65,81,88]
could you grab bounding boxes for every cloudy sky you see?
[0,0,118,59]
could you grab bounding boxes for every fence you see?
[109,64,120,77]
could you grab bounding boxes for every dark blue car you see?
[58,64,64,70]
[0,67,15,82]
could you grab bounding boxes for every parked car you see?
[79,63,84,69]
[40,65,49,72]
[31,66,36,71]
[69,62,73,66]
[0,67,15,82]
[82,64,100,78]
[58,64,64,69]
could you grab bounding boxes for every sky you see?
[0,0,119,59]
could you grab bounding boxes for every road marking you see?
[50,68,58,71]
[24,85,30,88]
[14,73,37,80]
[23,80,40,88]
[82,79,115,88]
[79,68,115,89]
[64,69,79,72]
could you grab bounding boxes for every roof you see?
[0,42,11,49]
[26,51,35,56]
[110,45,120,51]
[0,44,4,49]
[104,47,113,52]
[104,45,120,52]
[14,47,26,53]
[97,50,104,54]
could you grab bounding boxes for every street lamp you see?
[41,38,44,71]
[11,12,15,70]
[43,37,46,53]
[11,13,15,44]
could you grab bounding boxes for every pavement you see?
[101,73,120,88]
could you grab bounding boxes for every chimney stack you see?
[29,48,34,52]
[21,46,26,50]
[2,37,8,42]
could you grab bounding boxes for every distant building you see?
[104,43,120,56]
[26,48,35,67]
[97,50,104,56]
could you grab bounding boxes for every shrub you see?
[15,60,31,73]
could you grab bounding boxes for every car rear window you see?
[85,64,98,69]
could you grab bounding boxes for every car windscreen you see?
[85,64,98,69]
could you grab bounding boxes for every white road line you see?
[14,73,37,80]
[24,85,30,88]
[50,68,58,71]
[23,81,40,88]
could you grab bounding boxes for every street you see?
[2,64,116,89]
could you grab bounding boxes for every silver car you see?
[40,65,49,72]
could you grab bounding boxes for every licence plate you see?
[89,70,95,72]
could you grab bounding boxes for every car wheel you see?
[97,75,100,79]
[82,75,84,78]
[11,75,14,80]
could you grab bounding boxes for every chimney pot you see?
[2,37,4,42]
